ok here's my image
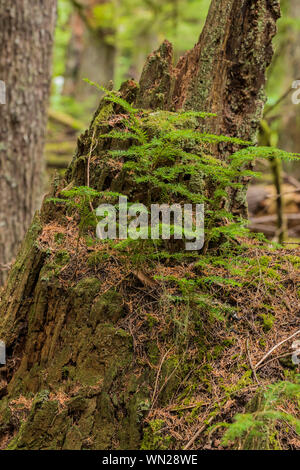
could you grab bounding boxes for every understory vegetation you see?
[1,88,298,450]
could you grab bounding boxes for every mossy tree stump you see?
[0,0,282,450]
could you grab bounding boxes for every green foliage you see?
[51,85,300,258]
[92,1,116,36]
[48,186,101,239]
[141,419,173,450]
[90,86,300,249]
[52,0,211,117]
[220,376,300,449]
[259,312,276,332]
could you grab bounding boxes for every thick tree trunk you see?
[0,0,281,450]
[0,0,57,285]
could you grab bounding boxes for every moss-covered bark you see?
[136,0,281,217]
[0,201,299,449]
[0,211,155,449]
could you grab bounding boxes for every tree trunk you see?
[0,0,57,285]
[136,0,281,216]
[277,0,300,170]
[0,0,281,450]
[63,0,116,106]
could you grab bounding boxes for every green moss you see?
[90,290,124,326]
[54,250,70,266]
[54,233,65,245]
[87,251,110,267]
[0,398,12,435]
[74,277,102,297]
[141,419,173,450]
[63,427,83,450]
[259,313,275,332]
[147,342,160,366]
[93,102,114,128]
[285,255,300,269]
[6,391,62,450]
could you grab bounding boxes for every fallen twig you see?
[184,415,214,450]
[254,330,300,369]
[246,339,261,385]
[151,347,173,411]
[256,351,293,370]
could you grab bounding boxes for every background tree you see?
[63,0,116,105]
[0,0,57,285]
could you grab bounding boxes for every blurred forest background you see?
[48,0,300,242]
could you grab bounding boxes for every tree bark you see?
[136,0,281,216]
[0,0,57,285]
[277,0,300,168]
[0,0,281,450]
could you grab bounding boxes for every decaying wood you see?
[0,0,283,451]
[136,0,280,216]
[137,0,280,143]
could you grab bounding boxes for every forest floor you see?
[1,96,299,450]
[0,194,299,450]
[33,218,300,450]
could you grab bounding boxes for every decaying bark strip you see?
[136,0,280,215]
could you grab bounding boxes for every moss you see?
[63,426,82,450]
[90,290,124,326]
[259,338,267,348]
[146,313,159,328]
[141,419,173,450]
[74,277,102,298]
[87,251,110,267]
[147,341,160,366]
[54,232,65,245]
[93,102,114,128]
[0,398,12,435]
[0,21,296,448]
[158,355,182,405]
[39,249,71,280]
[67,396,88,414]
[54,250,70,266]
[285,255,300,269]
[259,313,275,332]
[6,392,62,450]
